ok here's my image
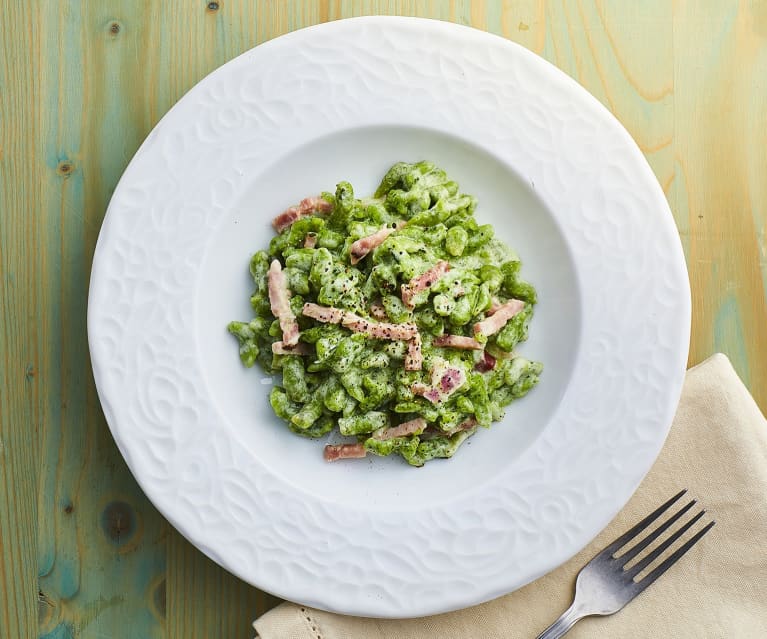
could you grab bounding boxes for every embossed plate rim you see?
[88,16,690,617]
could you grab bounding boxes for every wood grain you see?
[0,3,41,638]
[0,1,764,638]
[32,3,168,639]
[673,0,767,402]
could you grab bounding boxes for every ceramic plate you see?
[88,17,690,618]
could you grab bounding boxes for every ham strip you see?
[405,332,423,371]
[339,312,371,333]
[421,417,477,439]
[324,443,367,461]
[349,222,404,265]
[267,260,299,346]
[302,303,417,340]
[302,302,344,324]
[433,334,483,350]
[272,341,311,356]
[474,299,525,338]
[303,233,318,248]
[488,298,503,315]
[366,321,418,341]
[401,260,450,308]
[374,417,426,441]
[341,313,417,340]
[272,196,333,233]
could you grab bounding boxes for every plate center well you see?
[197,125,581,510]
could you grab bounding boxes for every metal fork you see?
[536,490,715,638]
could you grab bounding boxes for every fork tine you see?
[626,510,706,577]
[599,489,687,557]
[630,519,715,591]
[616,499,697,566]
[625,510,706,578]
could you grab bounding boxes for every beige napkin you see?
[253,353,767,638]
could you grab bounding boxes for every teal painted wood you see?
[1,2,48,638]
[34,2,167,638]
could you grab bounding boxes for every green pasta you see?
[228,162,542,466]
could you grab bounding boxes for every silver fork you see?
[536,490,715,638]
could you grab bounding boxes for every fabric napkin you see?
[253,353,767,638]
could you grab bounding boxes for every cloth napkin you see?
[253,353,767,638]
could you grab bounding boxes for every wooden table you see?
[2,2,765,637]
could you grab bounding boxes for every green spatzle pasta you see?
[229,162,542,466]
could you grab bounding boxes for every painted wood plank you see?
[672,0,767,407]
[31,2,168,638]
[0,2,42,637]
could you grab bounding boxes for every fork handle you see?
[535,603,586,639]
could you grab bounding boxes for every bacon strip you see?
[401,261,450,308]
[405,332,423,371]
[302,302,344,324]
[474,299,525,338]
[267,260,299,346]
[421,417,478,440]
[488,298,503,315]
[339,312,370,333]
[349,222,404,265]
[302,303,418,340]
[324,443,367,462]
[366,321,418,341]
[341,313,418,340]
[272,196,333,233]
[374,417,427,441]
[272,341,311,356]
[433,334,484,350]
[303,233,318,248]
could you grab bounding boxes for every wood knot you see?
[109,21,121,35]
[38,590,57,629]
[56,161,74,177]
[207,1,220,12]
[63,501,74,514]
[153,577,167,619]
[101,501,137,545]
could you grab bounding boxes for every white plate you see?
[88,17,690,618]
